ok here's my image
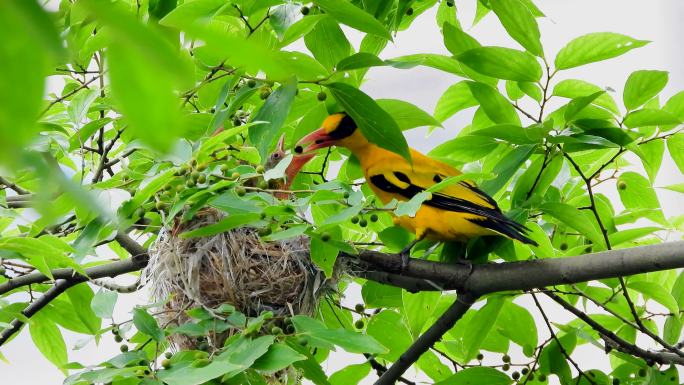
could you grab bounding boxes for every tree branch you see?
[374,293,478,385]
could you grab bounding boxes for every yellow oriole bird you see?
[294,112,537,267]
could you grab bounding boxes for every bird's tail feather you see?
[466,216,538,246]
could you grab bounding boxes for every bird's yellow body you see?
[296,113,536,247]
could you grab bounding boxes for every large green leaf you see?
[435,367,512,385]
[467,82,521,125]
[366,310,412,361]
[540,202,605,247]
[552,79,619,114]
[66,284,101,335]
[251,343,307,372]
[402,291,440,340]
[91,290,118,319]
[313,0,391,39]
[326,82,410,161]
[496,301,538,356]
[480,144,535,195]
[623,108,681,128]
[628,281,679,315]
[158,0,228,27]
[463,297,504,362]
[429,135,499,163]
[329,362,371,385]
[30,312,68,370]
[458,47,542,82]
[434,81,479,122]
[292,315,387,354]
[667,134,684,174]
[336,52,386,71]
[442,22,480,56]
[555,32,649,70]
[304,16,353,71]
[0,0,65,160]
[133,307,165,342]
[249,78,298,162]
[623,70,669,111]
[489,0,543,56]
[376,99,441,130]
[616,171,667,225]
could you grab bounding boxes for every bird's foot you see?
[399,249,411,272]
[453,258,474,276]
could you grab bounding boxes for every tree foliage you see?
[1,0,683,384]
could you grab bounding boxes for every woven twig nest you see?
[143,208,330,351]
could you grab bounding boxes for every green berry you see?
[193,358,211,368]
[257,179,268,189]
[446,0,454,6]
[186,179,196,188]
[512,371,520,380]
[256,165,266,173]
[190,171,200,180]
[502,363,510,371]
[320,232,331,242]
[354,320,365,329]
[176,184,184,192]
[354,303,365,312]
[285,324,295,334]
[136,369,145,377]
[300,6,310,15]
[198,342,209,351]
[359,218,368,227]
[476,353,484,361]
[247,79,257,88]
[220,164,229,172]
[197,164,207,172]
[317,92,327,101]
[559,242,568,251]
[351,216,360,224]
[343,191,350,199]
[120,344,129,352]
[164,352,173,359]
[618,181,627,190]
[271,326,283,335]
[259,87,271,100]
[502,354,511,363]
[521,368,529,375]
[611,378,619,385]
[297,336,308,346]
[197,174,207,184]
[233,117,242,126]
[112,328,120,335]
[539,374,547,382]
[155,201,167,210]
[162,359,171,369]
[370,213,379,222]
[638,368,647,377]
[114,335,123,343]
[405,7,413,15]
[231,172,241,180]
[236,187,247,196]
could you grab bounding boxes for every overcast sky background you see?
[2,0,684,384]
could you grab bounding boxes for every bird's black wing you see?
[369,172,538,246]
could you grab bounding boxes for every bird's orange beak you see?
[284,153,314,187]
[294,128,336,155]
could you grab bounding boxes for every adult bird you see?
[294,112,537,268]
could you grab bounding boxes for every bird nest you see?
[142,208,330,350]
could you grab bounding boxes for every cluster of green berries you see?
[350,213,378,227]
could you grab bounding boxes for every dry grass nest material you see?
[143,208,333,349]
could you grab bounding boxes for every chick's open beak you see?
[294,128,336,155]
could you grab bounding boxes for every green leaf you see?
[435,366,512,385]
[313,0,391,39]
[663,91,684,126]
[395,191,432,217]
[564,91,606,123]
[91,289,118,319]
[0,0,65,160]
[429,135,499,163]
[463,297,504,362]
[555,32,649,70]
[30,312,68,370]
[489,0,543,56]
[329,362,371,385]
[552,79,619,114]
[467,82,521,125]
[667,134,684,174]
[623,108,681,128]
[637,139,664,182]
[628,281,679,315]
[279,14,325,47]
[664,316,682,345]
[133,307,165,342]
[66,284,101,335]
[662,183,684,194]
[540,202,605,247]
[496,301,538,356]
[366,310,412,361]
[69,118,112,151]
[480,144,535,195]
[362,281,403,308]
[376,99,441,130]
[326,82,410,161]
[623,70,669,110]
[458,47,542,82]
[304,16,353,71]
[180,213,262,238]
[473,124,545,145]
[249,78,298,162]
[158,0,227,27]
[292,315,387,354]
[616,171,667,225]
[434,81,479,122]
[609,227,662,246]
[251,343,306,372]
[336,52,386,71]
[403,291,440,339]
[442,22,481,56]
[309,236,339,278]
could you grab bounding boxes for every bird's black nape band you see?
[328,114,357,139]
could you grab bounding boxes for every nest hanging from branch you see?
[143,208,331,350]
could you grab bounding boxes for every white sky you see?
[2,0,683,384]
